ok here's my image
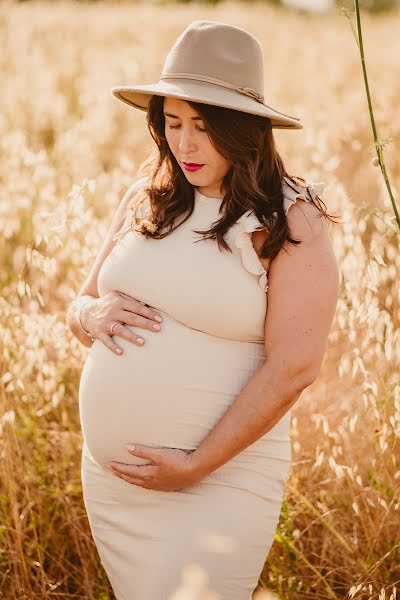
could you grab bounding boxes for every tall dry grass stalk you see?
[0,1,399,598]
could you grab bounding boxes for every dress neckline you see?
[195,188,224,205]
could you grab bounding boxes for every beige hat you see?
[111,20,303,130]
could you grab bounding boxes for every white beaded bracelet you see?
[78,301,96,343]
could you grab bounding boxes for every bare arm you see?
[190,200,340,478]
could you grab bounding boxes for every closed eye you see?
[169,124,207,132]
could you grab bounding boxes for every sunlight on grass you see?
[0,1,399,598]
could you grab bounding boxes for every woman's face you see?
[163,97,232,199]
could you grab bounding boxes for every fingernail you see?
[154,315,163,322]
[116,348,123,355]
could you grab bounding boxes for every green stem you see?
[353,0,400,234]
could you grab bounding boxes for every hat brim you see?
[111,80,303,130]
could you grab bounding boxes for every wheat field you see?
[0,1,399,598]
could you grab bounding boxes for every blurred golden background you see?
[1,1,399,598]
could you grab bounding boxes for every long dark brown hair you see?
[127,95,341,262]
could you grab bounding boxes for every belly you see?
[78,310,267,469]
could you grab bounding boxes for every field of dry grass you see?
[1,1,399,598]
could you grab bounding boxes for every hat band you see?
[159,72,265,104]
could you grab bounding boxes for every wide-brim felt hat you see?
[111,20,304,130]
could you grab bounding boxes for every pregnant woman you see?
[67,20,340,600]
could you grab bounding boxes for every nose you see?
[178,127,197,154]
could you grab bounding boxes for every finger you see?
[118,310,162,335]
[125,444,163,464]
[96,331,127,355]
[118,292,146,304]
[109,322,146,347]
[119,298,163,325]
[109,462,155,478]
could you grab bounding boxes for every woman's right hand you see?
[79,291,163,355]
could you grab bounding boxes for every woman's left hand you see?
[107,444,200,492]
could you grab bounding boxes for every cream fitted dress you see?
[78,175,325,600]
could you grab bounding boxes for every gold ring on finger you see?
[110,322,120,335]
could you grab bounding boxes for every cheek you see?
[205,142,229,169]
[216,155,231,174]
[165,130,172,147]
[166,126,174,137]
[165,128,177,147]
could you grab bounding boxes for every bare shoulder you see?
[253,197,328,272]
[268,196,339,304]
[275,197,338,279]
[284,196,327,247]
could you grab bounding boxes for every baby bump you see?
[78,312,266,469]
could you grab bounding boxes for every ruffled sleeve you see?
[282,176,325,216]
[234,210,270,292]
[233,177,326,292]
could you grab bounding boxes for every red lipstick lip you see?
[183,162,204,167]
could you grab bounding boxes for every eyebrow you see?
[163,112,203,121]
